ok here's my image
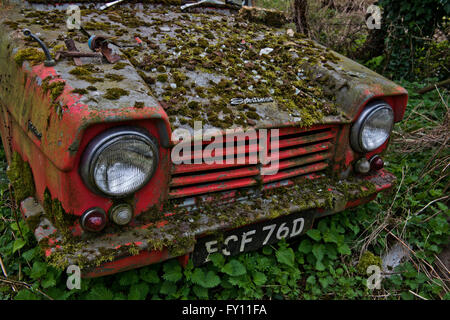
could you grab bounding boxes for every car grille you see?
[169,125,339,202]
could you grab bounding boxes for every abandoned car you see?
[0,0,408,277]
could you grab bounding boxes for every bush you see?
[378,0,450,80]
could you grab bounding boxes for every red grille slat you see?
[172,156,256,174]
[276,142,332,160]
[277,130,335,149]
[170,166,259,187]
[169,177,258,199]
[269,151,332,171]
[176,143,259,162]
[262,162,329,184]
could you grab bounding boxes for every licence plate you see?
[192,211,314,266]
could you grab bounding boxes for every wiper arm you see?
[181,0,243,11]
[99,0,126,11]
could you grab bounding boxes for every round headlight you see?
[351,102,394,153]
[80,127,159,197]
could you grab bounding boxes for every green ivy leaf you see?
[191,268,221,288]
[163,260,183,283]
[317,220,329,233]
[118,270,140,286]
[85,285,114,300]
[46,287,72,300]
[337,243,351,255]
[312,243,326,262]
[307,229,321,241]
[30,261,47,280]
[253,272,267,286]
[12,238,26,253]
[221,260,246,277]
[128,283,149,300]
[323,230,339,244]
[140,268,160,284]
[276,247,295,268]
[22,248,37,262]
[209,253,225,268]
[160,280,177,296]
[262,246,273,255]
[41,273,56,289]
[319,277,330,289]
[193,285,209,299]
[306,275,316,285]
[315,259,326,271]
[298,239,313,254]
[14,289,40,300]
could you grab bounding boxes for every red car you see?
[0,1,407,277]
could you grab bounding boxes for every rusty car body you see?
[0,0,408,277]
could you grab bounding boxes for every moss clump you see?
[42,78,66,102]
[2,20,20,29]
[51,43,66,55]
[86,86,97,91]
[138,71,156,86]
[105,73,125,82]
[69,66,92,76]
[13,48,46,67]
[197,38,209,48]
[187,101,199,108]
[157,74,168,82]
[112,62,128,70]
[217,78,232,89]
[127,243,140,256]
[83,21,112,31]
[104,88,129,100]
[43,189,77,239]
[6,152,35,204]
[172,71,187,84]
[356,251,382,275]
[69,66,104,84]
[134,101,144,108]
[71,88,88,95]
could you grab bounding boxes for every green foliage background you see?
[376,0,449,80]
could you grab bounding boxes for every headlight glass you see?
[351,102,394,153]
[81,127,158,197]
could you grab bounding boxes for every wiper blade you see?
[99,0,126,11]
[181,0,243,11]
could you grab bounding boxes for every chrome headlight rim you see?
[80,126,159,198]
[350,101,394,153]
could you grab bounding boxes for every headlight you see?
[80,126,159,197]
[350,101,394,153]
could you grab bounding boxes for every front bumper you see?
[21,169,396,278]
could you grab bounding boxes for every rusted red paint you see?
[170,177,259,199]
[278,130,335,149]
[274,151,332,171]
[3,63,173,234]
[82,248,171,278]
[170,166,260,187]
[262,162,329,183]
